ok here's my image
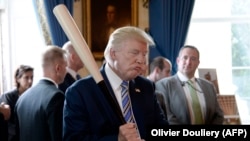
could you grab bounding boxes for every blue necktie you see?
[121,81,135,123]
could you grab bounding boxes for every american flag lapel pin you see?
[135,88,141,93]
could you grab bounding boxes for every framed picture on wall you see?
[82,0,138,60]
[198,68,220,94]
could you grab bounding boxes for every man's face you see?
[177,48,200,78]
[110,39,148,80]
[73,52,84,71]
[156,61,171,81]
[106,5,116,24]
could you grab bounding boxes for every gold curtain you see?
[34,0,51,45]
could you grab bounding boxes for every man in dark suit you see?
[155,45,224,124]
[63,26,168,141]
[15,46,68,141]
[59,41,84,93]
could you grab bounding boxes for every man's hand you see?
[118,123,145,141]
[0,102,11,120]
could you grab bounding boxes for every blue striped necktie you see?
[121,81,135,123]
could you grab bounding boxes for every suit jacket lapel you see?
[173,75,192,123]
[100,66,117,103]
[100,65,123,125]
[128,79,144,131]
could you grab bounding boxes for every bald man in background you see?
[147,56,172,116]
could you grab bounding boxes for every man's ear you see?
[55,63,60,73]
[70,53,75,61]
[110,48,116,60]
[155,67,161,73]
[176,57,180,65]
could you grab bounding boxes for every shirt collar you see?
[105,63,123,91]
[67,67,77,80]
[177,71,196,82]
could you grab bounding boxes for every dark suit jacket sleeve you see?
[63,80,118,141]
[46,92,65,141]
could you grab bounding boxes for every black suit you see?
[59,73,76,93]
[15,79,65,141]
[63,65,168,140]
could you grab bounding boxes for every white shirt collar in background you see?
[67,67,77,80]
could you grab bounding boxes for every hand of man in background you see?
[0,102,11,120]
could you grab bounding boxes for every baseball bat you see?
[53,4,126,124]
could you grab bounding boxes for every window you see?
[0,0,45,93]
[0,1,85,94]
[186,0,250,124]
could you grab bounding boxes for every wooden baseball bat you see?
[53,4,126,124]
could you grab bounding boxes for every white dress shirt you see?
[177,71,206,124]
[104,64,124,111]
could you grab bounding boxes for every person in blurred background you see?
[147,56,172,116]
[0,65,34,141]
[147,56,172,82]
[59,41,84,93]
[155,45,224,124]
[15,45,67,141]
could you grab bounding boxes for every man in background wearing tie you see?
[155,45,224,124]
[59,41,84,93]
[63,26,167,141]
